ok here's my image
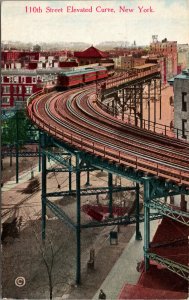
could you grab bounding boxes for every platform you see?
[92,219,160,299]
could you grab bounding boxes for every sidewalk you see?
[1,160,53,193]
[92,220,160,300]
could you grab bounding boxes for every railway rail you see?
[27,81,189,186]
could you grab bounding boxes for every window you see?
[21,76,25,83]
[13,86,17,93]
[14,96,18,102]
[25,86,32,94]
[169,96,174,105]
[3,85,10,94]
[18,86,22,94]
[13,76,19,83]
[182,92,187,112]
[32,77,36,83]
[2,96,10,104]
[182,119,187,139]
[18,96,23,101]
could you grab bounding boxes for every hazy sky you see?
[2,0,189,45]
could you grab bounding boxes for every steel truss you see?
[40,132,189,286]
[147,253,189,282]
[2,151,40,157]
[40,133,146,284]
[46,186,136,197]
[46,197,162,229]
[98,74,161,131]
[143,178,189,283]
[147,199,189,226]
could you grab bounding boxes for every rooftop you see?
[74,46,108,59]
[168,68,189,85]
[133,63,157,70]
[1,68,68,76]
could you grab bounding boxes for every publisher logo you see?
[15,277,26,287]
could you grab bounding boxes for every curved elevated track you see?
[27,84,189,187]
[27,70,189,287]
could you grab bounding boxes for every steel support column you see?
[76,153,81,284]
[129,88,132,115]
[85,167,90,186]
[38,131,41,172]
[148,83,151,130]
[140,84,143,128]
[41,133,47,240]
[134,85,137,126]
[135,183,142,240]
[108,172,113,217]
[69,157,72,194]
[16,112,19,183]
[122,89,125,121]
[143,178,150,271]
[159,79,162,120]
[112,100,115,116]
[154,80,156,131]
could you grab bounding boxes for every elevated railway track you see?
[27,67,189,285]
[28,86,189,186]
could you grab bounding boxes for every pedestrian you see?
[98,289,106,299]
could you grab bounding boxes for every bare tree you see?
[21,208,71,300]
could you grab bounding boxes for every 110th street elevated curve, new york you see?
[27,67,189,286]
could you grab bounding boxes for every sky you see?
[1,0,189,45]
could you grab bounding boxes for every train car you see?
[83,68,97,83]
[57,70,84,88]
[95,66,109,80]
[57,67,108,89]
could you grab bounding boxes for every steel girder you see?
[143,177,189,281]
[148,179,189,198]
[102,73,161,98]
[46,186,136,198]
[40,135,189,285]
[46,167,70,173]
[46,199,76,230]
[146,199,189,226]
[50,138,189,196]
[2,151,40,157]
[42,149,72,170]
[148,253,189,282]
[45,198,162,229]
[81,213,162,229]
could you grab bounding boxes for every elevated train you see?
[56,66,108,90]
[44,63,159,92]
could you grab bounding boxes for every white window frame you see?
[13,85,17,94]
[18,86,22,94]
[2,96,10,104]
[13,76,19,83]
[3,85,10,94]
[25,86,33,95]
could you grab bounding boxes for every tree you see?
[33,44,41,52]
[2,110,38,146]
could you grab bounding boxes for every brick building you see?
[1,69,64,108]
[150,39,177,78]
[114,55,147,69]
[170,69,189,140]
[74,46,109,65]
